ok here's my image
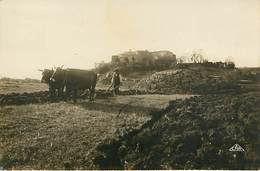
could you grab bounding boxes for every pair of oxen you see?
[40,67,97,102]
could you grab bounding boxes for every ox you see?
[51,68,97,102]
[40,69,65,97]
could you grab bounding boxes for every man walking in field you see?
[111,68,121,96]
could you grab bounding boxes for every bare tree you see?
[190,49,205,63]
[178,56,189,63]
[224,56,235,68]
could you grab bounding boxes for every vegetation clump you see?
[134,66,247,94]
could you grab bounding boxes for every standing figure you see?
[111,68,121,96]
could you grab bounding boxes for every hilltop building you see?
[111,50,177,67]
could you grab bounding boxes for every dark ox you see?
[51,68,97,102]
[40,69,65,97]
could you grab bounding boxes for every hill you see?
[97,63,259,95]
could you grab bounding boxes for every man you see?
[111,68,121,96]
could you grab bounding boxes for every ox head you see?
[40,69,55,83]
[50,65,66,83]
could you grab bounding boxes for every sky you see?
[0,0,260,79]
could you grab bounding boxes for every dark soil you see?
[0,89,155,106]
[94,94,260,169]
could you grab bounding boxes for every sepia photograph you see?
[0,0,259,170]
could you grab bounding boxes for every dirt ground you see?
[94,94,259,170]
[0,90,193,169]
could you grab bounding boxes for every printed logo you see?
[229,144,245,152]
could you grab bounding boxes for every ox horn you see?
[61,65,64,69]
[38,69,43,72]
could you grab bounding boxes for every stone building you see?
[111,50,176,67]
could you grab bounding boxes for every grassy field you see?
[0,80,193,169]
[0,81,48,94]
[0,101,148,169]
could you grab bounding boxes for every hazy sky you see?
[0,0,260,79]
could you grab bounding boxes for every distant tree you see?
[202,59,208,63]
[178,56,189,63]
[198,55,205,63]
[224,57,235,69]
[190,49,205,63]
[177,57,183,63]
[225,56,233,63]
[95,61,113,74]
